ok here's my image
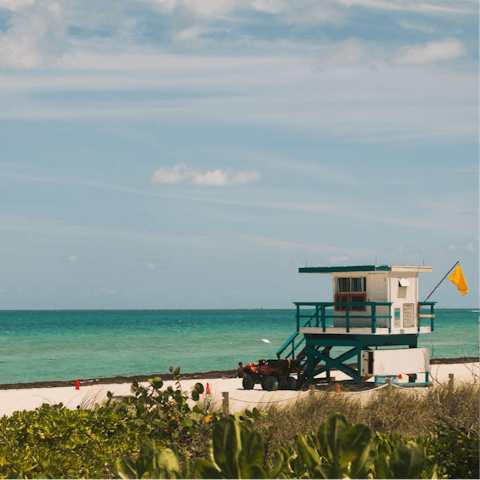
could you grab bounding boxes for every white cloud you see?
[0,0,35,10]
[151,164,261,186]
[337,0,475,15]
[393,38,466,65]
[317,38,381,70]
[248,154,361,185]
[147,0,346,23]
[0,0,67,69]
[67,255,77,261]
[466,243,474,254]
[252,0,346,25]
[181,0,239,18]
[98,288,116,295]
[397,20,436,34]
[447,244,457,252]
[2,46,474,144]
[146,262,155,269]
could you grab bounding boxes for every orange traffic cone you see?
[336,383,340,393]
[398,374,403,380]
[206,383,211,395]
[75,379,80,390]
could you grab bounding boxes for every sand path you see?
[0,362,477,417]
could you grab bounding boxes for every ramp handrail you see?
[418,301,436,331]
[276,305,318,360]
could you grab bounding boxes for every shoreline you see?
[1,356,478,391]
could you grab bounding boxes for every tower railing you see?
[277,301,392,360]
[276,301,435,360]
[418,301,436,331]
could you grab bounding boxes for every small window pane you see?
[337,278,350,292]
[399,278,410,287]
[351,278,366,292]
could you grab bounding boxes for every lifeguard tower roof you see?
[299,265,433,273]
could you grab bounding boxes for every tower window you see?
[337,278,350,292]
[337,277,366,293]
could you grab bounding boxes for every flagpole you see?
[423,261,459,302]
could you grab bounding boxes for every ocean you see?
[0,309,478,385]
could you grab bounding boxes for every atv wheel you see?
[287,376,297,390]
[242,375,254,390]
[263,376,279,391]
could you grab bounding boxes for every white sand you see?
[0,362,477,418]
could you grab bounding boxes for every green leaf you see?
[212,417,242,478]
[181,454,193,479]
[374,453,392,479]
[194,459,224,479]
[115,458,139,480]
[311,464,333,479]
[390,440,426,479]
[239,431,264,478]
[157,449,181,479]
[266,451,285,479]
[205,441,216,466]
[338,425,375,478]
[317,412,351,464]
[295,433,321,471]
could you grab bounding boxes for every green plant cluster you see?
[117,413,439,479]
[0,402,140,479]
[0,366,477,479]
[104,365,209,453]
[0,365,210,479]
[0,365,263,479]
[429,425,479,479]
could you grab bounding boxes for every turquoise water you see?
[0,309,478,384]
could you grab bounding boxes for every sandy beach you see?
[0,360,478,418]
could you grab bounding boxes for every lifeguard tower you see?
[276,265,435,386]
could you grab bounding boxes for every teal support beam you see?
[306,345,362,384]
[346,307,350,333]
[388,304,392,334]
[371,304,376,333]
[321,306,326,332]
[296,304,300,332]
[358,348,362,376]
[315,307,319,328]
[303,337,364,385]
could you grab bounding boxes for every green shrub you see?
[104,365,211,455]
[0,402,140,479]
[429,424,479,479]
[0,366,216,479]
[117,413,438,479]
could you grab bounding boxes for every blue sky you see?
[0,0,478,309]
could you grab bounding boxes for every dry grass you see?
[246,382,479,460]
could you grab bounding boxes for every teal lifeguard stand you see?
[276,265,435,386]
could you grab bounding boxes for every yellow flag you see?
[448,265,468,296]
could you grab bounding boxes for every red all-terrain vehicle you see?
[242,358,300,391]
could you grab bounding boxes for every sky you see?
[0,0,478,309]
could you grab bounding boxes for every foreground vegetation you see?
[0,367,477,479]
